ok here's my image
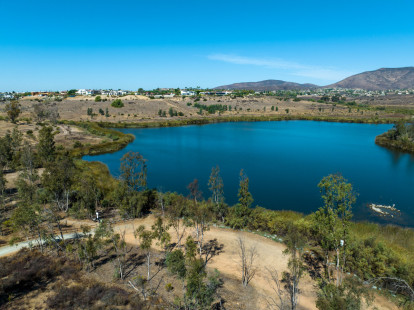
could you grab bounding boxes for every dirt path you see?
[1,215,398,310]
[110,215,398,310]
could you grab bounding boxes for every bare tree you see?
[283,256,304,310]
[166,195,188,248]
[370,277,414,303]
[237,236,258,287]
[190,201,212,257]
[111,229,129,280]
[282,224,305,310]
[266,267,287,310]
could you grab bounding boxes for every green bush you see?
[111,99,124,108]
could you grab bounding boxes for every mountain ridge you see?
[215,67,414,91]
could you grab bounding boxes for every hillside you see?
[214,79,319,91]
[215,67,414,91]
[327,67,414,90]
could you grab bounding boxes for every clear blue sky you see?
[1,0,414,91]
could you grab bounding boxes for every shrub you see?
[73,141,83,148]
[111,99,124,108]
[95,96,102,102]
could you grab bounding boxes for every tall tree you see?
[135,225,155,281]
[166,193,189,248]
[188,179,202,204]
[314,174,356,286]
[17,142,39,204]
[5,101,21,123]
[190,201,212,258]
[238,169,253,209]
[208,165,226,222]
[120,151,147,192]
[237,236,258,287]
[0,166,6,236]
[42,153,75,212]
[37,126,56,164]
[282,224,306,310]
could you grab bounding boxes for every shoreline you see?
[65,115,397,157]
[375,132,414,154]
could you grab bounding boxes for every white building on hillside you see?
[181,90,196,96]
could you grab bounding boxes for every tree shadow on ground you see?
[202,238,224,265]
[303,251,323,280]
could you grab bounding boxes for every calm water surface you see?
[83,121,414,227]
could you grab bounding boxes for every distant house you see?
[0,93,14,100]
[76,89,92,96]
[215,91,232,96]
[181,90,196,96]
[153,93,175,99]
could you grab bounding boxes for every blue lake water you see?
[83,121,414,227]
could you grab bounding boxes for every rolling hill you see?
[326,67,414,90]
[214,79,319,91]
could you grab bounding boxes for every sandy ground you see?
[0,120,105,150]
[109,215,398,310]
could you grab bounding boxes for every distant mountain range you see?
[214,67,414,91]
[214,80,318,91]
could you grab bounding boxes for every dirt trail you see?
[110,215,397,310]
[0,214,398,309]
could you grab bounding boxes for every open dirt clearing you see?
[0,120,105,149]
[111,215,398,310]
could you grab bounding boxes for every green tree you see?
[37,126,56,164]
[0,167,7,235]
[17,142,39,204]
[72,174,102,219]
[189,201,212,258]
[5,101,21,123]
[8,127,23,170]
[10,203,45,251]
[238,169,253,209]
[316,277,373,310]
[165,193,189,248]
[95,95,102,102]
[135,225,155,281]
[105,107,110,117]
[0,134,13,168]
[184,236,220,309]
[166,249,187,278]
[313,174,356,285]
[208,165,227,222]
[151,216,171,252]
[120,151,147,192]
[168,107,174,117]
[42,153,75,212]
